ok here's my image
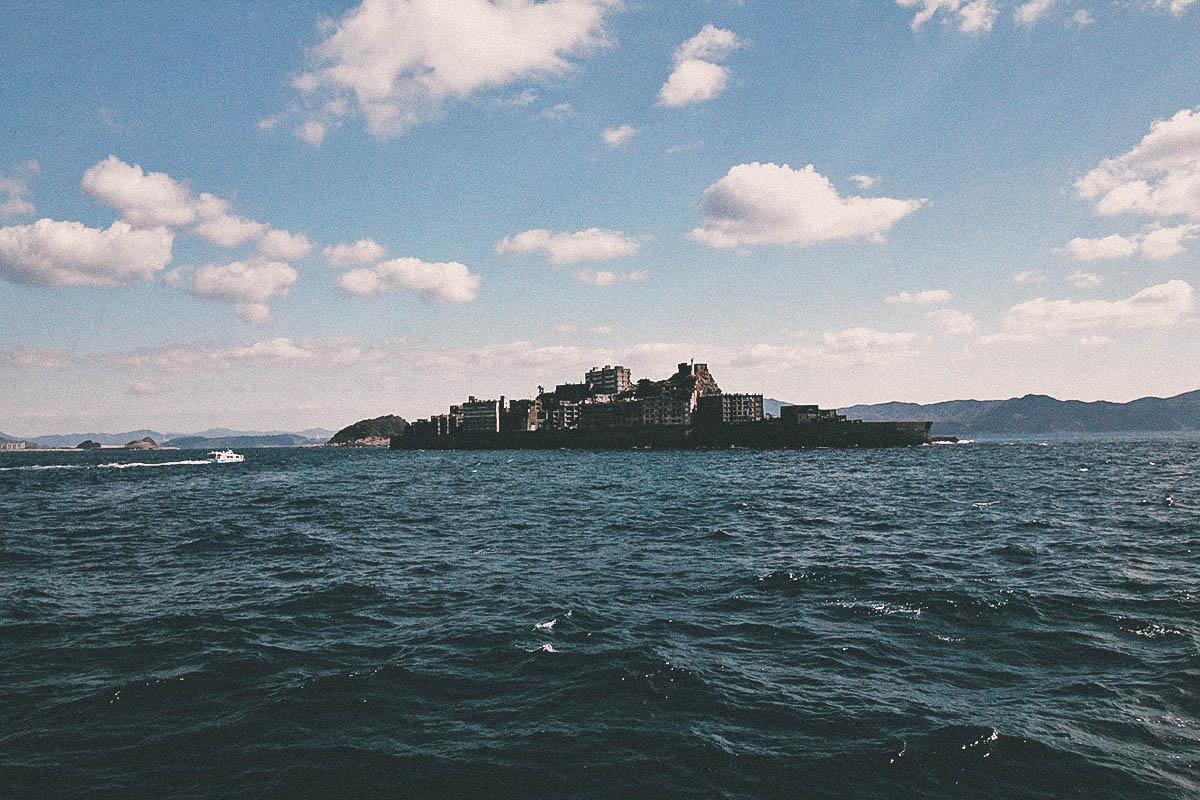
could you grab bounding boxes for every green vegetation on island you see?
[328,415,410,446]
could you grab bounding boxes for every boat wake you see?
[100,460,212,469]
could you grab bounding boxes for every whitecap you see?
[534,619,556,631]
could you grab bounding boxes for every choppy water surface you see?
[1,437,1197,798]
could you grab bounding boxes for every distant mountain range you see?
[0,427,335,448]
[836,390,1200,436]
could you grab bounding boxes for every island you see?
[392,361,932,450]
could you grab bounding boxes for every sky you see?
[1,0,1199,434]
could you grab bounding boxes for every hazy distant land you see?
[5,390,1199,451]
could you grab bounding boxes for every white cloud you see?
[573,268,648,286]
[1059,224,1200,261]
[603,124,637,147]
[1154,0,1196,16]
[81,155,200,228]
[321,238,387,267]
[495,228,641,264]
[787,327,919,366]
[674,23,744,63]
[1000,279,1194,335]
[538,102,574,121]
[1142,223,1200,259]
[79,157,311,259]
[1067,270,1103,287]
[256,229,313,260]
[1013,269,1047,284]
[1059,233,1138,261]
[105,336,395,373]
[887,288,952,305]
[0,346,75,369]
[898,0,996,32]
[658,25,745,108]
[926,308,977,335]
[958,0,998,31]
[1071,8,1093,25]
[192,214,269,248]
[190,258,298,324]
[849,174,878,189]
[658,59,731,108]
[1014,0,1055,26]
[295,120,327,146]
[0,161,38,217]
[504,88,538,106]
[1076,106,1200,220]
[337,257,481,302]
[1078,335,1112,348]
[292,0,619,138]
[0,219,174,287]
[0,196,34,217]
[690,162,925,249]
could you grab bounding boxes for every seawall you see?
[390,420,932,450]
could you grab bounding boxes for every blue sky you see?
[1,0,1198,434]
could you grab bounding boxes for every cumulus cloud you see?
[1071,8,1094,25]
[190,258,298,324]
[1076,106,1200,220]
[256,229,313,260]
[1013,269,1047,284]
[886,288,952,305]
[290,0,619,138]
[81,155,205,228]
[235,303,277,324]
[690,162,925,249]
[0,219,174,287]
[1059,233,1138,261]
[926,308,977,335]
[80,156,314,258]
[295,120,327,146]
[603,124,637,147]
[337,257,481,302]
[192,214,269,248]
[658,24,745,108]
[898,0,997,32]
[1067,270,1103,287]
[1059,224,1200,261]
[495,228,641,265]
[0,161,38,217]
[573,268,648,286]
[1154,0,1196,16]
[999,280,1195,335]
[849,174,878,189]
[1014,0,1055,26]
[322,238,387,267]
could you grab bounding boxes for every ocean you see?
[1,437,1197,799]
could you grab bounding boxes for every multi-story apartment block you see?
[585,365,632,395]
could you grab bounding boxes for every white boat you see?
[206,449,245,464]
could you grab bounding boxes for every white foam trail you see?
[534,619,556,630]
[99,460,211,469]
[0,464,81,472]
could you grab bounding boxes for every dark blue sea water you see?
[1,437,1197,799]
